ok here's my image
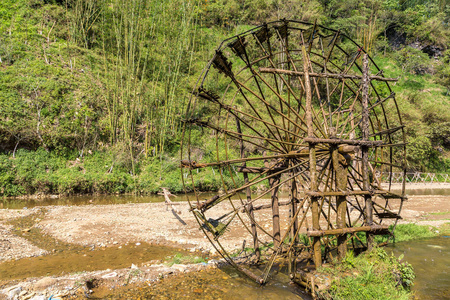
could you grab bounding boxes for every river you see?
[2,187,449,209]
[389,236,450,300]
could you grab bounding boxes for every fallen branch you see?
[159,188,181,214]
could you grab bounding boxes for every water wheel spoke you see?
[219,98,308,144]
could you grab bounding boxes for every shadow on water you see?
[388,236,450,300]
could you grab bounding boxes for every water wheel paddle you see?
[181,20,406,285]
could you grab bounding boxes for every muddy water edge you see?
[0,211,194,297]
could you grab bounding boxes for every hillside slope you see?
[0,0,448,196]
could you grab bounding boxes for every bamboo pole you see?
[362,54,374,250]
[235,116,260,261]
[264,157,281,247]
[289,170,299,276]
[302,45,322,268]
[331,127,348,259]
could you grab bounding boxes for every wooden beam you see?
[307,225,390,237]
[259,67,398,82]
[307,190,371,197]
[161,188,181,214]
[304,137,383,146]
[241,199,291,212]
[236,166,287,173]
[332,139,348,260]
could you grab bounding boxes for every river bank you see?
[0,185,449,299]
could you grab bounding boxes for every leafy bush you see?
[406,136,435,171]
[394,46,433,75]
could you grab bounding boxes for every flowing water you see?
[1,237,448,299]
[388,236,450,300]
[2,188,449,209]
[400,188,450,196]
[0,192,235,209]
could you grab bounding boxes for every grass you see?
[164,253,207,266]
[317,247,414,300]
[353,223,450,245]
[392,223,445,243]
[427,211,450,216]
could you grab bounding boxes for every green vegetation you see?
[392,222,450,242]
[318,247,414,300]
[164,253,207,266]
[0,0,449,196]
[0,147,229,195]
[355,223,450,245]
[427,211,450,215]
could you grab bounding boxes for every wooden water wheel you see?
[181,20,406,285]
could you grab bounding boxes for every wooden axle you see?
[307,225,390,237]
